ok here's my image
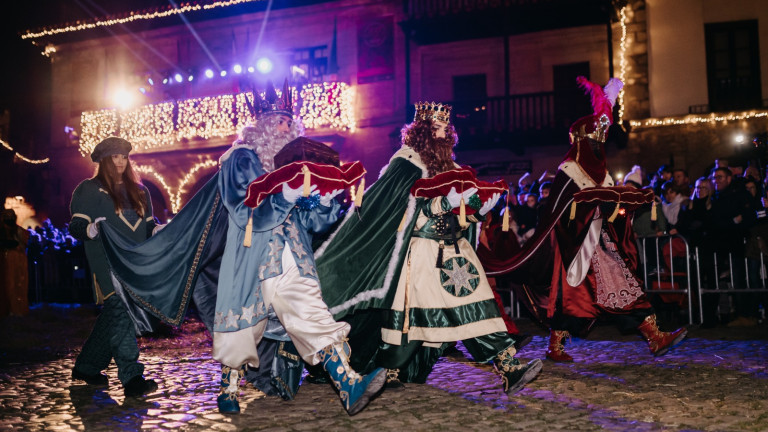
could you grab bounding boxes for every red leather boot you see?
[637,314,687,356]
[545,330,573,362]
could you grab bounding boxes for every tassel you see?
[435,241,445,268]
[607,202,621,223]
[354,177,365,207]
[651,200,657,221]
[502,207,510,232]
[397,209,408,232]
[569,201,577,220]
[243,208,253,247]
[459,197,467,227]
[302,165,311,197]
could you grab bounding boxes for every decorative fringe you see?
[243,208,253,247]
[569,201,577,220]
[459,197,467,227]
[354,177,365,207]
[651,200,657,221]
[607,202,621,223]
[502,208,510,232]
[302,165,311,197]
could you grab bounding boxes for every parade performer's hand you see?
[152,223,167,235]
[479,192,501,216]
[282,183,316,203]
[446,187,478,209]
[86,217,106,239]
[320,189,344,207]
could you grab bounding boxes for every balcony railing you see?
[448,92,556,133]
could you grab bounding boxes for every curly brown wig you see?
[401,119,457,176]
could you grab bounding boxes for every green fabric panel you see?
[316,157,423,318]
[462,332,516,363]
[384,298,502,330]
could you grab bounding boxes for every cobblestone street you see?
[1,304,767,431]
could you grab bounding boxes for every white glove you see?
[479,192,501,216]
[282,183,317,203]
[152,223,167,235]
[320,189,344,207]
[86,217,106,239]
[445,187,478,209]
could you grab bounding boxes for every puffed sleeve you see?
[69,181,94,242]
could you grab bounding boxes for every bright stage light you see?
[220,70,227,77]
[734,133,746,145]
[256,57,273,74]
[113,88,137,110]
[233,64,243,74]
[174,73,183,83]
[162,78,168,84]
[248,66,255,73]
[188,75,194,82]
[147,78,154,86]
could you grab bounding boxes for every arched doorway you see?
[142,180,171,223]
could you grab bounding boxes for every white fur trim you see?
[328,194,417,316]
[314,202,358,259]
[558,161,613,189]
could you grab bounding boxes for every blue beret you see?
[91,136,132,162]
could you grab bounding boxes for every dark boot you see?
[320,341,387,415]
[123,376,158,397]
[216,365,244,414]
[493,346,543,395]
[385,368,405,390]
[545,330,573,362]
[637,314,687,356]
[72,368,108,386]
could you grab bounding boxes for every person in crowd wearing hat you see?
[315,101,542,395]
[68,136,159,397]
[479,77,687,363]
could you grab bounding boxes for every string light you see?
[133,165,173,206]
[80,109,119,157]
[22,0,267,41]
[172,159,218,212]
[0,138,50,164]
[79,83,356,154]
[177,95,237,140]
[617,5,629,124]
[299,82,356,131]
[629,110,768,129]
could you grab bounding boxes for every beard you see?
[403,121,457,177]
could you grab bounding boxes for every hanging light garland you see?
[172,159,218,212]
[133,164,174,205]
[21,0,267,41]
[630,110,768,129]
[79,83,356,154]
[0,138,50,164]
[617,5,629,124]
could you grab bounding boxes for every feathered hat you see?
[561,76,624,185]
[568,76,623,144]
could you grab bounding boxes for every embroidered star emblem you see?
[292,244,307,259]
[240,304,256,324]
[272,225,285,236]
[269,241,282,257]
[298,260,316,276]
[256,301,266,316]
[259,265,267,280]
[214,312,224,326]
[224,310,241,329]
[441,261,478,295]
[286,223,301,243]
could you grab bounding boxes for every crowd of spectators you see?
[504,159,768,328]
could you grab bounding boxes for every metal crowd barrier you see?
[637,235,694,325]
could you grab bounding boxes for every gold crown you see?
[414,102,452,123]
